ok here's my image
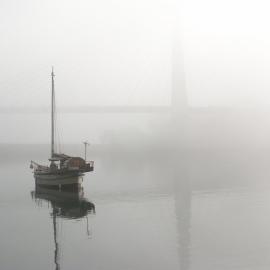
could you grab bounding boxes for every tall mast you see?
[51,67,55,158]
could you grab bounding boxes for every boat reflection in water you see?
[31,183,95,270]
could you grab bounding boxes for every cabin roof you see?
[49,153,85,162]
[50,153,71,161]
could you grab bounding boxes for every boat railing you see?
[30,160,49,170]
[88,161,94,167]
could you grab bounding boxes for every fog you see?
[1,0,270,147]
[3,3,270,269]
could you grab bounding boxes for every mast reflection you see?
[31,185,95,270]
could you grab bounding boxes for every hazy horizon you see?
[1,0,270,145]
[2,2,270,270]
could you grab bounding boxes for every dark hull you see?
[34,171,84,186]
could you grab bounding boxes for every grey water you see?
[1,144,270,270]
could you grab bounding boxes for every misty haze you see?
[1,0,270,270]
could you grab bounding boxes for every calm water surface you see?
[1,146,270,270]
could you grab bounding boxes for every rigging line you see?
[57,111,62,154]
[56,110,63,154]
[54,92,58,154]
[55,107,59,153]
[51,68,56,157]
[53,74,60,154]
[53,77,63,154]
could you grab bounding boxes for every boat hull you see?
[34,172,84,187]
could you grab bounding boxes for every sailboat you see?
[30,69,94,188]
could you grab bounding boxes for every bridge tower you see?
[170,1,189,147]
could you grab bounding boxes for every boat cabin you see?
[48,153,93,172]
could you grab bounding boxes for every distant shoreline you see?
[0,106,171,114]
[1,106,270,114]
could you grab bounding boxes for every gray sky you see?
[0,0,173,107]
[0,0,270,108]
